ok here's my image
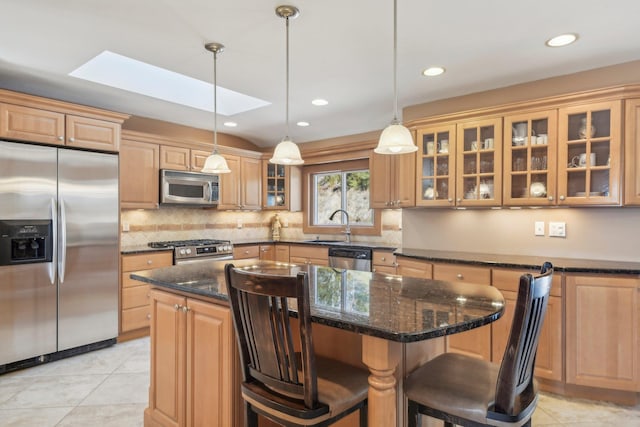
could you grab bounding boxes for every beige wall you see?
[402,208,640,262]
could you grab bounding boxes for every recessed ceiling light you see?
[311,99,328,106]
[296,121,310,127]
[223,122,237,127]
[69,50,270,115]
[422,66,445,77]
[545,33,578,47]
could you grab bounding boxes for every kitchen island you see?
[132,260,505,427]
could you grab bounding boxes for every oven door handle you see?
[174,254,234,265]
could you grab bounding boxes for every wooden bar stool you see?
[404,262,553,427]
[224,263,369,427]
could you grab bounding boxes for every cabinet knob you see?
[58,136,64,141]
[456,273,464,280]
[548,196,554,202]
[381,257,386,261]
[456,198,462,203]
[559,195,566,201]
[146,314,151,319]
[147,260,153,265]
[68,137,75,143]
[182,306,190,313]
[174,304,181,311]
[372,268,377,272]
[448,198,453,203]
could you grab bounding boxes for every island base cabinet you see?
[566,275,640,392]
[145,289,234,427]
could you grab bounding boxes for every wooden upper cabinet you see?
[262,161,302,211]
[557,100,622,206]
[455,117,503,207]
[0,103,65,145]
[624,98,640,205]
[66,115,120,152]
[218,154,261,210]
[370,151,416,208]
[160,145,190,171]
[190,149,210,172]
[120,138,160,209]
[415,124,457,207]
[503,110,558,206]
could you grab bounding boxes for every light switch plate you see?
[534,221,545,236]
[549,221,566,237]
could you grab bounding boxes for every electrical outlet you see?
[122,222,130,232]
[283,219,289,228]
[534,221,545,236]
[549,221,566,237]
[236,219,243,229]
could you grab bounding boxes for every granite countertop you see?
[131,259,504,343]
[232,239,398,251]
[394,248,640,275]
[121,245,173,255]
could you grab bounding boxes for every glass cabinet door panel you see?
[503,110,557,206]
[456,118,502,206]
[416,124,456,206]
[558,101,621,205]
[263,162,289,209]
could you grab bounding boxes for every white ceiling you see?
[2,0,640,148]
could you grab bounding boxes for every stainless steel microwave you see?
[160,170,219,206]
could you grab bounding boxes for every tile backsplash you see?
[121,208,402,248]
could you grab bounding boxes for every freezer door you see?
[57,149,119,351]
[0,141,57,364]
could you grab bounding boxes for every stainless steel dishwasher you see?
[328,247,373,271]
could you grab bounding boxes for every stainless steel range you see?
[148,239,233,265]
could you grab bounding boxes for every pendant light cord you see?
[285,14,290,139]
[213,49,219,153]
[392,0,398,123]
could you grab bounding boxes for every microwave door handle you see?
[207,181,213,202]
[49,198,57,285]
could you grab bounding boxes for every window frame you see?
[302,159,381,236]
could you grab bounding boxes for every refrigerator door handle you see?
[49,198,58,285]
[59,199,67,284]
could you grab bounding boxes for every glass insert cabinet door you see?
[557,100,622,206]
[264,162,288,209]
[456,118,502,207]
[416,124,456,206]
[503,110,557,206]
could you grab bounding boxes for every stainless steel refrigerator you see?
[0,140,119,369]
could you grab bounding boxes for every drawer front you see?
[373,265,397,274]
[122,284,151,309]
[275,245,290,262]
[492,268,562,296]
[433,263,491,285]
[373,251,396,267]
[395,256,433,279]
[233,245,260,259]
[288,245,328,260]
[121,306,151,332]
[122,251,173,272]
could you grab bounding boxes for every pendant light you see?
[201,42,231,174]
[374,0,417,154]
[270,5,304,165]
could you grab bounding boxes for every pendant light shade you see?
[201,42,231,174]
[270,5,304,165]
[375,0,417,155]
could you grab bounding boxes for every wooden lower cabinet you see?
[120,251,173,339]
[433,263,492,361]
[566,274,640,392]
[491,268,563,381]
[372,250,396,274]
[395,256,432,279]
[289,244,328,266]
[145,289,235,427]
[275,244,290,262]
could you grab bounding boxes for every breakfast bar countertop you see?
[130,259,505,343]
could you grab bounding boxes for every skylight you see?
[69,50,270,115]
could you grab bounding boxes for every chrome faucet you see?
[329,209,351,243]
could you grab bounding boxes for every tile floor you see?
[0,337,639,426]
